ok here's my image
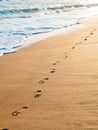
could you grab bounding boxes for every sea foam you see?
[0,0,98,56]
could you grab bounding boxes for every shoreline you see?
[22,15,98,49]
[1,15,98,57]
[0,22,84,57]
[0,15,98,129]
[22,23,85,48]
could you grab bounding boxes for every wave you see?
[1,2,98,17]
[85,3,98,7]
[0,47,16,55]
[0,44,22,56]
[0,7,40,15]
[47,3,98,11]
[0,8,40,15]
[29,27,53,35]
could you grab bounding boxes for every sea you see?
[0,0,98,56]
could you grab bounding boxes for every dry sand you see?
[0,16,98,130]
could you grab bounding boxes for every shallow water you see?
[0,0,98,56]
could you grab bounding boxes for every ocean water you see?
[0,0,98,56]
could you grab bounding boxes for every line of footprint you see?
[64,29,97,61]
[39,62,60,84]
[2,28,97,130]
[10,63,59,119]
[11,28,96,117]
[37,28,97,85]
[3,29,96,130]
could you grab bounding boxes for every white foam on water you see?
[22,23,86,48]
[1,0,98,56]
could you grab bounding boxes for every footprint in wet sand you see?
[22,106,28,109]
[84,35,90,40]
[39,80,45,84]
[84,38,87,41]
[44,78,49,80]
[34,90,42,98]
[90,32,93,35]
[64,55,68,59]
[93,29,96,32]
[36,90,42,93]
[57,61,60,63]
[52,63,56,65]
[52,68,56,71]
[50,70,55,73]
[39,77,49,84]
[71,46,75,49]
[52,61,60,65]
[12,105,29,116]
[12,111,20,116]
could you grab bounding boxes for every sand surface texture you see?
[0,16,98,130]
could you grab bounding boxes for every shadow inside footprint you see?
[22,106,28,109]
[44,78,49,80]
[34,91,42,98]
[71,47,75,49]
[64,55,68,59]
[34,90,42,98]
[36,90,42,93]
[52,63,56,65]
[57,61,60,63]
[84,38,87,41]
[34,93,41,98]
[12,111,20,116]
[90,32,93,35]
[50,70,55,73]
[39,80,45,84]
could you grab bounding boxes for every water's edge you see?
[22,23,86,49]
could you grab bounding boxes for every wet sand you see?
[1,16,98,130]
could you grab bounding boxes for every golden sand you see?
[0,16,98,130]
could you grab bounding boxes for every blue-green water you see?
[0,0,98,56]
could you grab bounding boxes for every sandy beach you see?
[1,16,98,130]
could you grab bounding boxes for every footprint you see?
[34,93,41,98]
[50,70,55,73]
[52,68,56,70]
[52,63,56,65]
[12,106,29,117]
[64,55,68,59]
[39,78,49,84]
[12,111,20,116]
[71,47,75,49]
[22,106,28,109]
[34,90,42,98]
[90,32,93,35]
[84,38,87,41]
[52,61,59,65]
[57,61,60,63]
[39,80,45,84]
[44,78,49,80]
[36,90,42,93]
